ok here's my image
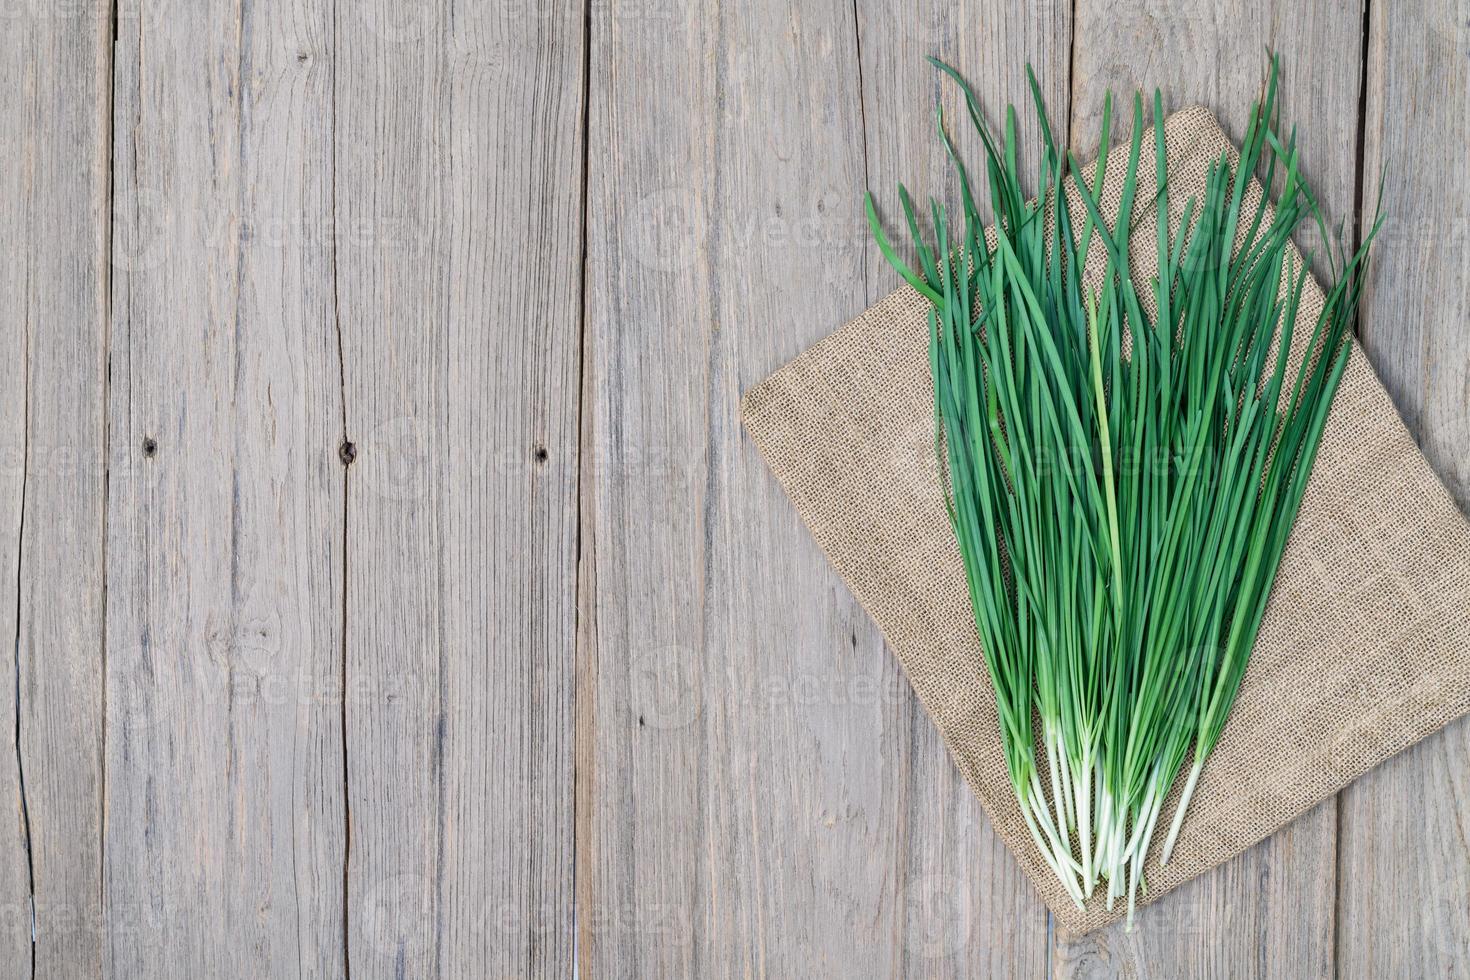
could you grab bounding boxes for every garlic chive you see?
[868,56,1382,926]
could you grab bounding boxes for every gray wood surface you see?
[0,13,32,961]
[1341,0,1470,975]
[580,1,889,973]
[3,4,111,978]
[0,0,1465,976]
[334,0,585,977]
[107,0,345,975]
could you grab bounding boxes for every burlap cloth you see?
[740,106,1470,933]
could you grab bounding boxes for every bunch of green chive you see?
[867,56,1381,927]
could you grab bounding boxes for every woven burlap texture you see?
[740,105,1470,934]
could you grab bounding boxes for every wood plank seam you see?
[12,266,36,980]
[328,0,353,972]
[1334,2,1375,968]
[99,1,117,977]
[573,0,595,972]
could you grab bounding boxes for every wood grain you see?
[1056,2,1363,975]
[106,0,346,975]
[854,0,1070,974]
[580,0,905,974]
[0,13,33,964]
[1339,0,1470,974]
[333,0,585,976]
[0,3,112,977]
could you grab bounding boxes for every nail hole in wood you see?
[339,440,357,465]
[534,445,549,463]
[142,437,157,458]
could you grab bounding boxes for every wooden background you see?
[1,0,1466,976]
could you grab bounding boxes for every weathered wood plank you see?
[580,0,903,974]
[334,2,585,976]
[1338,0,1470,973]
[854,1,1070,974]
[1055,3,1362,975]
[1,3,112,976]
[0,15,33,962]
[106,0,346,974]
